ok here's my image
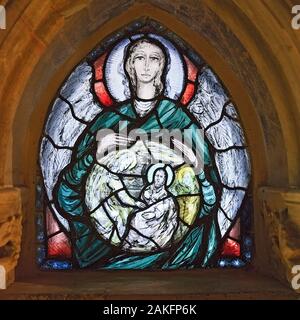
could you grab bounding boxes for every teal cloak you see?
[54,98,220,269]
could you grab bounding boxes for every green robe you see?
[54,98,219,269]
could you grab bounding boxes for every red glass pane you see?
[221,238,241,257]
[46,206,60,236]
[94,81,114,107]
[184,55,198,82]
[229,218,240,240]
[181,83,195,105]
[94,53,107,81]
[48,232,72,258]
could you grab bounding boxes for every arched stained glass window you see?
[37,19,252,270]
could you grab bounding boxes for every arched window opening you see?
[37,19,252,270]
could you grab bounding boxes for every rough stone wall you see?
[0,188,22,289]
[259,188,300,293]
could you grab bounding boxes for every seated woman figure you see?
[124,164,179,252]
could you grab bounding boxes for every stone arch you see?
[0,1,299,293]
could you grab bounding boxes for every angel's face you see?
[132,43,164,84]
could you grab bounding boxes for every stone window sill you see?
[0,269,297,300]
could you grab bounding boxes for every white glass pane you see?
[60,62,102,121]
[40,137,72,200]
[225,102,239,119]
[215,149,251,188]
[206,115,245,150]
[221,187,245,220]
[217,209,231,237]
[189,68,228,128]
[45,98,86,148]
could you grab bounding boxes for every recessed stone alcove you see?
[0,0,299,299]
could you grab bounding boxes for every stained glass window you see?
[37,19,252,270]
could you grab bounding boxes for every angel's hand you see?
[172,138,198,168]
[135,201,147,209]
[96,133,134,159]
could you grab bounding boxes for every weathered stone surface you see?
[259,187,300,293]
[22,2,65,45]
[0,188,21,220]
[0,0,31,47]
[0,188,22,289]
[0,269,298,300]
[51,0,90,17]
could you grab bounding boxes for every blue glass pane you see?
[41,260,72,270]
